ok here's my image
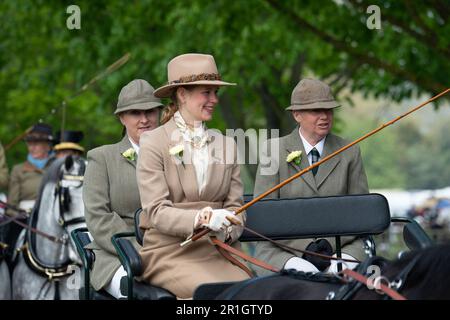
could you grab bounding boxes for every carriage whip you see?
[181,87,450,247]
[4,53,131,151]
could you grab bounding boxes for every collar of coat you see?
[284,126,341,190]
[118,135,137,168]
[161,117,230,201]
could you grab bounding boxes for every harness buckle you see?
[59,234,69,245]
[390,278,403,290]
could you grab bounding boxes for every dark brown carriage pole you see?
[4,53,131,152]
[181,87,450,247]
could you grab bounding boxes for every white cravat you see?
[299,129,326,166]
[174,111,209,194]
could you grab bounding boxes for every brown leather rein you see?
[0,200,66,244]
[341,269,407,300]
[211,238,407,300]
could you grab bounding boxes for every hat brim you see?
[54,142,85,153]
[114,101,164,115]
[285,100,340,111]
[24,136,53,143]
[154,80,236,98]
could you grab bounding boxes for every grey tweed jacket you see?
[83,136,140,290]
[253,127,369,276]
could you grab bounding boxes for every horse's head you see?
[31,155,87,268]
[57,155,86,229]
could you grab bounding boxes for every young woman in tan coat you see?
[137,54,250,299]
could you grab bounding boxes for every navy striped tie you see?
[310,147,320,176]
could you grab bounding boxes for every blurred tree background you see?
[1,0,449,193]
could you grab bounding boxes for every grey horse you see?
[12,156,86,300]
[0,256,11,299]
[1,193,11,299]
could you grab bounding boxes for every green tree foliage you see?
[1,0,448,190]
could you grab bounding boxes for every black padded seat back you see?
[134,208,144,246]
[240,193,390,242]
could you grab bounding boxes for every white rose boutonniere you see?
[286,150,302,166]
[169,144,185,167]
[122,148,137,161]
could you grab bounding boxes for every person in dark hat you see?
[54,130,85,159]
[7,123,55,215]
[4,123,56,260]
[83,79,163,298]
[253,78,369,276]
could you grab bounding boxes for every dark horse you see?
[216,245,450,300]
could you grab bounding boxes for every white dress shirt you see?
[128,137,140,155]
[299,129,326,165]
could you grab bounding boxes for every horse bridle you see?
[327,253,422,300]
[0,201,66,244]
[25,157,87,279]
[56,157,86,228]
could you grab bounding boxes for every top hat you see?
[53,130,84,153]
[285,78,340,111]
[153,53,236,98]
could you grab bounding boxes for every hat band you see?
[169,73,221,85]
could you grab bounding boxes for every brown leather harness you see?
[212,236,408,300]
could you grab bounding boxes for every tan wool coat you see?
[83,136,140,290]
[137,118,250,299]
[253,127,369,276]
[7,158,55,216]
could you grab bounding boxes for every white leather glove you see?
[203,209,234,232]
[284,257,320,273]
[326,253,359,274]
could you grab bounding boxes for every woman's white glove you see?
[326,253,359,274]
[203,209,234,232]
[284,257,320,273]
[194,208,236,243]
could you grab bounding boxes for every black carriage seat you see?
[195,193,434,299]
[111,208,176,300]
[194,193,391,299]
[113,194,432,300]
[71,228,115,300]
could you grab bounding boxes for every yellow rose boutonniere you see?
[169,144,185,167]
[122,148,137,161]
[286,150,302,166]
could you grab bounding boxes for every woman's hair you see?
[160,87,193,125]
[160,95,179,125]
